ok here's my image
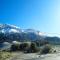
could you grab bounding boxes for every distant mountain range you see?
[0,24,60,44]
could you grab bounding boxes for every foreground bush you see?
[29,42,40,53]
[10,42,40,53]
[10,43,20,51]
[19,43,29,51]
[40,44,52,54]
[11,42,30,51]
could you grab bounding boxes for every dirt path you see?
[9,52,24,60]
[25,53,60,60]
[8,52,60,60]
[8,52,39,60]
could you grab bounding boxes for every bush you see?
[10,42,30,51]
[10,42,40,53]
[19,43,29,51]
[30,42,40,53]
[40,44,52,54]
[10,43,20,51]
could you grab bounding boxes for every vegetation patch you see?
[0,51,12,60]
[40,44,53,54]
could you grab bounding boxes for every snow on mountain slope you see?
[0,24,21,33]
[0,24,46,43]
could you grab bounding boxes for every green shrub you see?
[10,42,40,53]
[40,44,52,54]
[30,42,40,53]
[10,44,20,51]
[19,43,29,51]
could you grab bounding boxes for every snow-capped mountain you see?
[0,24,60,44]
[0,24,45,43]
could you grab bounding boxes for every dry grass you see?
[0,51,12,60]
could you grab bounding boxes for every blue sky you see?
[0,0,60,36]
